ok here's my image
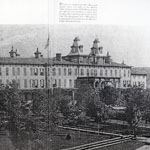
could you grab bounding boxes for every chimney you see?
[34,48,41,58]
[9,46,16,58]
[15,49,20,57]
[79,45,83,53]
[56,53,62,61]
[105,51,111,64]
[122,60,125,64]
[99,46,103,54]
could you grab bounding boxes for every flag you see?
[45,36,49,49]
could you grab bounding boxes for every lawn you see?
[9,128,145,150]
[48,128,113,150]
[99,140,145,150]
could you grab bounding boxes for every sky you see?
[0,0,150,25]
[0,0,150,67]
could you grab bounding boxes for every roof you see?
[106,62,131,68]
[0,57,78,66]
[0,57,44,65]
[131,68,147,75]
[0,57,131,68]
[78,61,131,68]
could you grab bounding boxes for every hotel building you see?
[0,37,146,90]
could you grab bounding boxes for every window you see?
[58,68,61,75]
[48,68,50,76]
[81,69,84,76]
[74,80,77,88]
[115,70,118,77]
[110,70,113,77]
[64,68,67,76]
[24,68,27,76]
[68,68,72,75]
[119,70,121,77]
[6,67,9,76]
[30,68,33,76]
[91,69,94,76]
[124,70,126,77]
[123,80,126,87]
[17,79,20,88]
[17,68,20,76]
[40,68,44,76]
[32,80,35,88]
[94,69,97,76]
[48,79,50,88]
[0,68,1,76]
[105,70,108,76]
[35,80,38,88]
[86,69,89,76]
[24,79,27,88]
[64,79,67,87]
[69,79,72,88]
[52,68,56,76]
[12,67,15,76]
[58,79,61,87]
[80,57,84,63]
[29,80,32,88]
[40,79,44,88]
[128,70,130,77]
[34,68,38,76]
[53,79,57,87]
[128,81,131,87]
[75,68,78,76]
[100,69,103,76]
[138,81,141,87]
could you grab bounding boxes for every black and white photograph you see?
[0,0,150,150]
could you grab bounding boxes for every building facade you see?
[0,37,146,90]
[131,71,147,89]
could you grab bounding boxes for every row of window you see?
[53,67,130,77]
[0,78,76,89]
[133,81,145,87]
[123,80,131,88]
[0,79,45,88]
[55,79,76,88]
[0,67,45,76]
[0,66,130,78]
[30,68,45,76]
[132,75,145,79]
[29,79,45,88]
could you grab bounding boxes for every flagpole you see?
[47,0,50,149]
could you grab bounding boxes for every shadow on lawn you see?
[9,129,113,150]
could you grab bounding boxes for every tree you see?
[0,83,61,149]
[100,86,119,106]
[141,89,150,124]
[124,87,144,137]
[75,83,108,124]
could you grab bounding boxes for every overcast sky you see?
[0,0,150,67]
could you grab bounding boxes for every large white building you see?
[0,37,146,90]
